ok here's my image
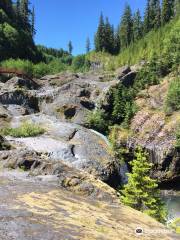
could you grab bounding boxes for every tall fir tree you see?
[94,13,106,52]
[144,0,151,33]
[121,147,167,223]
[31,6,35,37]
[174,0,180,16]
[68,40,73,54]
[153,0,161,29]
[0,0,13,17]
[119,4,133,49]
[20,0,30,29]
[113,28,120,54]
[133,9,143,41]
[144,0,161,32]
[104,17,114,54]
[86,37,91,53]
[162,0,175,24]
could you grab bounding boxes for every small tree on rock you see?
[121,147,167,223]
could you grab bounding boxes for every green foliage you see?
[165,77,180,113]
[72,55,90,72]
[121,147,167,223]
[176,127,180,149]
[119,4,133,49]
[85,109,109,134]
[0,58,34,76]
[112,83,137,127]
[0,1,42,62]
[162,0,175,24]
[169,217,180,234]
[2,122,45,137]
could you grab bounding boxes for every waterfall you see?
[90,129,129,185]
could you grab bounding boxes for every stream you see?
[162,194,180,222]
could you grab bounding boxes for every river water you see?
[162,194,180,222]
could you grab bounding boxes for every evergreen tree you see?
[162,0,175,24]
[144,0,161,31]
[121,147,167,223]
[31,6,35,37]
[68,40,73,54]
[113,28,120,54]
[119,4,133,49]
[104,17,114,54]
[153,0,161,29]
[20,0,30,29]
[144,0,151,33]
[86,37,90,53]
[174,0,180,16]
[94,13,106,52]
[133,9,143,41]
[0,0,13,18]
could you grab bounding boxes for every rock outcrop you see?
[0,170,177,240]
[115,76,180,185]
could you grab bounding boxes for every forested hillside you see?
[0,0,42,61]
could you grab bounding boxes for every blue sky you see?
[30,0,147,55]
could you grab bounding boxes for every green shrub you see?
[33,62,50,78]
[2,122,45,137]
[165,77,180,113]
[176,127,180,149]
[72,54,90,72]
[1,58,34,77]
[85,109,109,133]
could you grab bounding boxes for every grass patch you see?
[2,122,45,137]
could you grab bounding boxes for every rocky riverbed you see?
[0,71,179,239]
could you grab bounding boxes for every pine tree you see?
[104,17,114,54]
[153,0,161,29]
[86,37,91,53]
[68,40,73,54]
[20,0,30,29]
[119,4,133,49]
[162,0,175,24]
[94,13,106,52]
[174,0,180,16]
[144,0,161,32]
[113,28,120,54]
[31,6,35,37]
[121,147,167,223]
[0,0,13,17]
[144,0,151,33]
[133,9,143,41]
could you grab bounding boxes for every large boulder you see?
[3,114,120,187]
[0,170,176,240]
[4,77,39,90]
[0,90,39,113]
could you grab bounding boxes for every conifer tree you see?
[133,9,143,41]
[144,0,151,33]
[121,147,167,223]
[31,6,35,37]
[113,28,120,54]
[94,13,106,52]
[144,0,161,31]
[104,17,114,54]
[0,0,13,17]
[162,0,175,24]
[68,40,73,54]
[86,37,91,53]
[174,0,180,16]
[119,4,133,49]
[153,0,161,29]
